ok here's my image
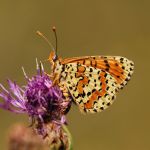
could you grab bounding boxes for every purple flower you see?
[0,61,71,126]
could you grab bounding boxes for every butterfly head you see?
[48,50,62,73]
[48,50,58,70]
[49,50,58,62]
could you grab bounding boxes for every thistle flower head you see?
[0,61,71,125]
[25,71,70,123]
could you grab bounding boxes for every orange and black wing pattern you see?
[61,56,134,113]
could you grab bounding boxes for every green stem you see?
[62,125,73,150]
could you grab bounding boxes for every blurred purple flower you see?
[0,61,71,126]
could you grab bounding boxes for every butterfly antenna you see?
[52,26,58,55]
[36,30,55,51]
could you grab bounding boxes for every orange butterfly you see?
[37,27,134,113]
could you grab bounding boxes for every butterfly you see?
[38,28,134,114]
[48,51,134,113]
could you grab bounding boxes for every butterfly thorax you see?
[50,59,65,85]
[53,60,63,75]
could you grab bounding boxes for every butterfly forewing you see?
[62,56,134,88]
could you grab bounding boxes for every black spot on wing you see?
[90,68,93,72]
[87,92,91,96]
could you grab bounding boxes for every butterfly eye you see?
[53,54,58,61]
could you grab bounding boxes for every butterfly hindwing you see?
[62,63,119,113]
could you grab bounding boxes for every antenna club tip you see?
[52,26,56,32]
[36,30,43,36]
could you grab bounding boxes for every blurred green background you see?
[0,0,149,150]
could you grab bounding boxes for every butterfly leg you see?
[52,73,60,86]
[44,72,60,86]
[44,72,53,78]
[44,72,59,86]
